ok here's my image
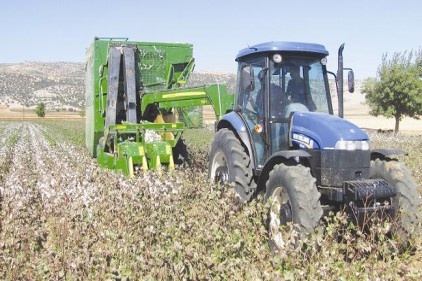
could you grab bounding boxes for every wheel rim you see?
[268,186,292,250]
[211,151,229,184]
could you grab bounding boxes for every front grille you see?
[319,150,370,186]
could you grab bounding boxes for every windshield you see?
[269,55,331,115]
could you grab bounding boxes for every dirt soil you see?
[0,104,82,119]
[342,92,421,134]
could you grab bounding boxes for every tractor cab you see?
[234,42,333,167]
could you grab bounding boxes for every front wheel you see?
[265,164,322,251]
[370,158,420,245]
[208,128,256,202]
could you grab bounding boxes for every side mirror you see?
[348,70,355,93]
[241,65,255,92]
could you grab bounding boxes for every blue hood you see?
[291,112,368,149]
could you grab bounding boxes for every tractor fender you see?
[257,150,312,191]
[216,111,255,164]
[371,148,406,161]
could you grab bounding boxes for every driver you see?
[286,66,305,103]
[286,66,316,111]
[254,69,287,117]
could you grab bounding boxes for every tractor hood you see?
[290,112,369,149]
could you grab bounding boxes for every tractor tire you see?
[370,158,420,244]
[265,164,322,251]
[173,138,188,165]
[208,128,256,202]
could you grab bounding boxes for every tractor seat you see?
[283,102,309,118]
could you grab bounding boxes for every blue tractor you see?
[208,42,420,250]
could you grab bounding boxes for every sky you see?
[0,0,421,79]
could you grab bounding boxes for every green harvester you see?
[85,37,233,176]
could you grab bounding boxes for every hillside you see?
[0,62,237,111]
[0,62,85,111]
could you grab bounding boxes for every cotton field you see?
[0,120,421,280]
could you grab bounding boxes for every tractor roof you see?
[236,41,329,61]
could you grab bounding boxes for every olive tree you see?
[35,102,46,117]
[362,49,422,133]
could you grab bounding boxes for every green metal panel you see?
[85,37,195,158]
[177,107,203,128]
[140,84,234,120]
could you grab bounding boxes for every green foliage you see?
[35,102,46,117]
[0,120,421,280]
[362,49,422,132]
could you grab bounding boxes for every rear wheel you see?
[265,164,322,251]
[370,158,420,245]
[173,138,188,165]
[208,128,256,202]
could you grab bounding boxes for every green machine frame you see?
[85,37,233,176]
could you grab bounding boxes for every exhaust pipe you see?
[337,43,345,118]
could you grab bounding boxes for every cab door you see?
[236,59,267,168]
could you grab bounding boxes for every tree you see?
[362,49,422,133]
[35,102,46,117]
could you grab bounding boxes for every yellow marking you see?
[116,125,126,130]
[128,157,134,178]
[168,154,174,170]
[154,114,164,123]
[142,156,148,171]
[164,132,175,140]
[138,146,145,155]
[156,155,161,171]
[162,91,206,99]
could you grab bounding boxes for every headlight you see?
[273,53,282,63]
[335,140,370,150]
